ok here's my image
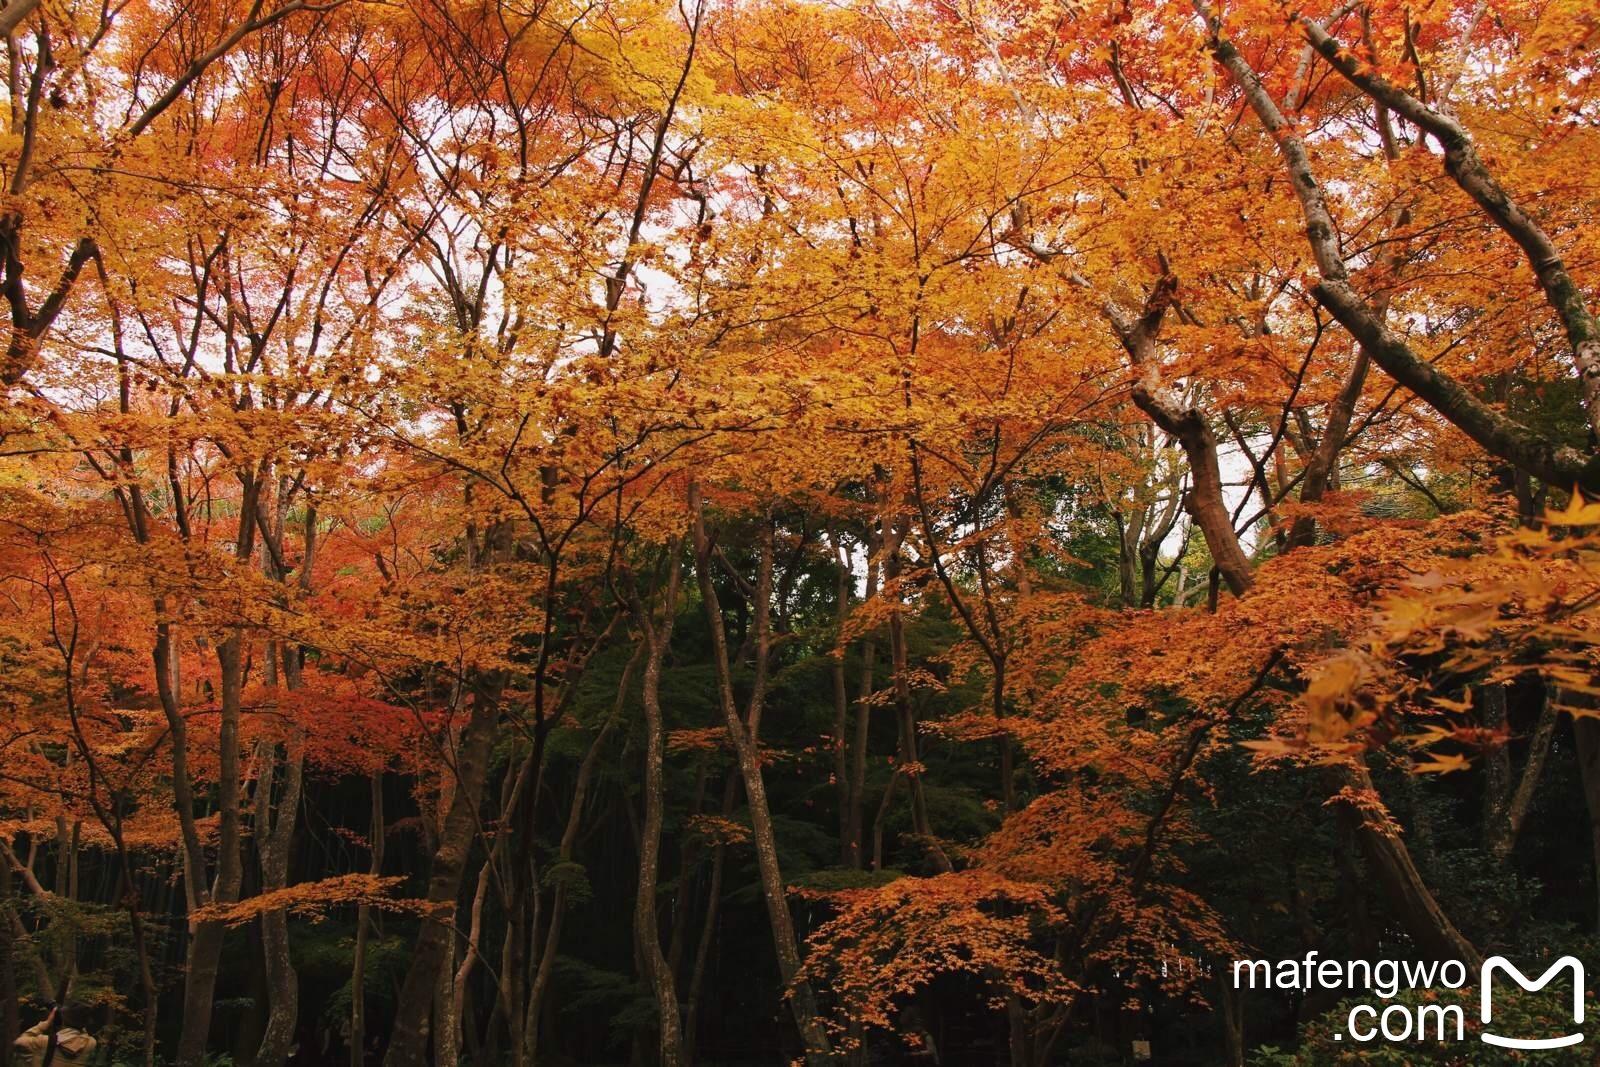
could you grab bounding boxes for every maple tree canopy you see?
[1,0,1598,1063]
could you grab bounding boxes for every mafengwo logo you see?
[1231,951,1588,1050]
[1481,955,1583,1050]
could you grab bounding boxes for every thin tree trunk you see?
[255,736,304,1067]
[433,715,466,1067]
[434,936,456,1067]
[1490,691,1560,864]
[1329,762,1481,966]
[1287,345,1369,548]
[455,840,493,1062]
[689,485,833,1064]
[633,542,686,1066]
[1116,511,1141,608]
[474,743,532,1067]
[1217,975,1244,1067]
[871,767,901,872]
[831,533,854,865]
[684,771,737,1067]
[1105,275,1253,596]
[846,528,879,870]
[256,639,307,1067]
[1481,684,1514,857]
[351,770,384,1067]
[253,496,316,1067]
[682,839,724,1067]
[1,859,16,1067]
[527,645,644,1057]
[175,629,248,1067]
[384,678,503,1067]
[1289,46,1399,549]
[665,756,710,982]
[881,512,951,870]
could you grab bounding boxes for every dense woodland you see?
[2,0,1600,1062]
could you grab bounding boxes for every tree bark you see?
[252,492,314,1067]
[255,642,307,1067]
[1117,511,1141,608]
[351,770,384,1067]
[831,532,855,866]
[433,936,456,1067]
[846,525,879,870]
[254,734,304,1067]
[1296,17,1600,444]
[1204,12,1599,492]
[1217,974,1244,1067]
[1488,690,1559,864]
[174,630,248,1067]
[383,678,502,1067]
[1,858,16,1067]
[1480,684,1513,859]
[880,512,952,870]
[1287,345,1368,548]
[689,485,833,1064]
[1328,762,1481,966]
[1111,274,1254,596]
[633,543,687,1066]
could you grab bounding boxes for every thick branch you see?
[1298,18,1600,441]
[1201,10,1598,491]
[1314,281,1598,488]
[1112,274,1255,595]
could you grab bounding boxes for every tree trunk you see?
[831,533,854,866]
[682,780,733,1067]
[846,529,879,870]
[1489,690,1559,864]
[256,639,307,1067]
[457,835,494,1062]
[1481,684,1513,858]
[383,679,503,1067]
[1138,538,1160,608]
[634,544,686,1066]
[1288,345,1370,548]
[1,859,15,1067]
[254,738,304,1067]
[351,770,384,1067]
[1217,975,1244,1067]
[1110,275,1253,597]
[1328,762,1481,966]
[881,512,951,871]
[175,632,248,1067]
[434,939,456,1067]
[689,486,833,1064]
[1116,513,1140,608]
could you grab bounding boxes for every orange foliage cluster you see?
[0,0,1597,1057]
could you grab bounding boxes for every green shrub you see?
[1250,985,1595,1066]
